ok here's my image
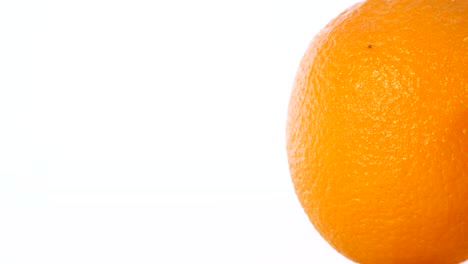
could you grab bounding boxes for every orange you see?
[286,0,468,263]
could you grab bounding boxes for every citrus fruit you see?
[286,0,468,263]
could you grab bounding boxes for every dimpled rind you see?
[286,0,468,263]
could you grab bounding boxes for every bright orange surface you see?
[286,0,468,263]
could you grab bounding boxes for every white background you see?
[1,0,450,263]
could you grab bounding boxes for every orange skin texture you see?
[286,0,468,263]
